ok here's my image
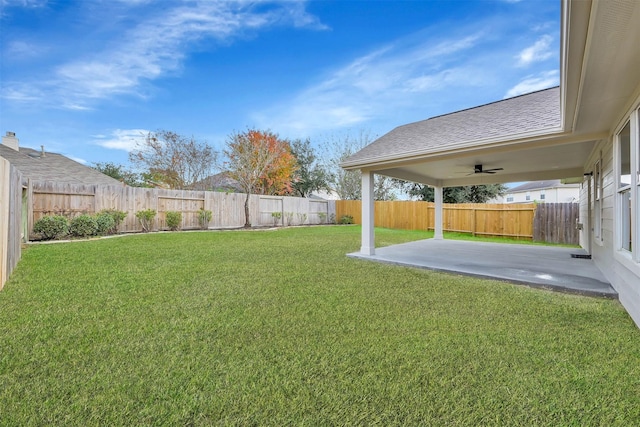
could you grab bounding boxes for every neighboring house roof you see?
[508,180,579,193]
[309,190,339,201]
[343,87,561,168]
[193,172,243,192]
[0,143,121,186]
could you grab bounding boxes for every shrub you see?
[198,209,212,230]
[297,213,307,225]
[329,213,336,224]
[165,211,182,231]
[69,214,99,238]
[95,212,116,235]
[135,209,156,232]
[271,211,282,226]
[99,209,127,234]
[317,212,327,224]
[339,214,354,224]
[33,215,68,240]
[284,212,294,226]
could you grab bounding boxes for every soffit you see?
[573,0,640,134]
[372,137,598,187]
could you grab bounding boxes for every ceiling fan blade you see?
[468,165,503,175]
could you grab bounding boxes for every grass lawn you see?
[1,226,639,425]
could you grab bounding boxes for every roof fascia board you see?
[564,0,594,133]
[559,0,570,130]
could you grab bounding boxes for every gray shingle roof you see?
[0,145,121,185]
[343,87,561,167]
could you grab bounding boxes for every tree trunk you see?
[244,193,251,228]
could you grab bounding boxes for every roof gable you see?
[343,87,561,168]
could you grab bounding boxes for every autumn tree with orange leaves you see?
[224,129,297,227]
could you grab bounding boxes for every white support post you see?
[434,185,444,240]
[361,170,375,255]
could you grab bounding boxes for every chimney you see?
[41,145,46,157]
[2,131,19,151]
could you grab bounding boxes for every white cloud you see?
[504,70,559,98]
[68,156,88,165]
[5,40,42,58]
[95,129,150,152]
[282,1,329,30]
[404,68,482,93]
[253,32,485,135]
[516,35,553,67]
[2,84,43,102]
[2,1,326,109]
[1,0,47,7]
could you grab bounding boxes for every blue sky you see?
[1,0,560,168]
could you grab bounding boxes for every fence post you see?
[471,207,476,237]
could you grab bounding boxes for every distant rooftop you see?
[0,133,120,185]
[508,180,579,193]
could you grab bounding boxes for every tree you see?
[289,138,330,198]
[129,130,216,190]
[92,162,144,187]
[322,131,399,200]
[405,183,507,203]
[224,129,297,227]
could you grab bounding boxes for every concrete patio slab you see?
[348,239,616,298]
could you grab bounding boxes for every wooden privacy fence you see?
[0,158,24,290]
[533,203,580,244]
[336,200,577,243]
[2,178,579,290]
[28,181,335,238]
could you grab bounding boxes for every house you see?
[493,180,580,204]
[341,0,640,327]
[192,172,244,193]
[0,132,121,186]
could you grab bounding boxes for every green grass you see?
[1,226,638,426]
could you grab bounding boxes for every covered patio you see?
[349,239,615,298]
[340,0,640,326]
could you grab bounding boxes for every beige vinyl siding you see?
[586,123,640,326]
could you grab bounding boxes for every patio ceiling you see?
[372,135,600,187]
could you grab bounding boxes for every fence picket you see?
[336,200,577,244]
[26,181,336,238]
